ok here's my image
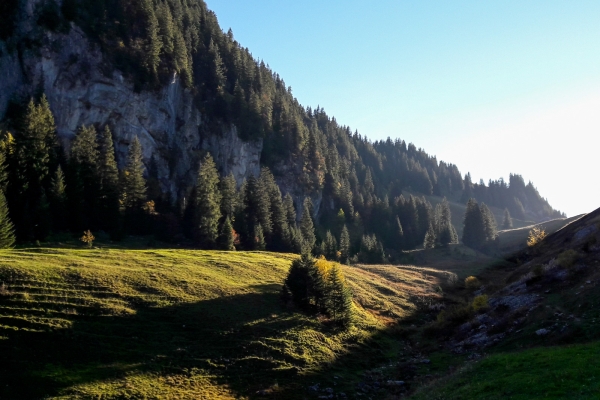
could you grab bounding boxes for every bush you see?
[472,294,489,311]
[532,264,544,277]
[558,249,578,269]
[527,227,547,247]
[436,304,474,325]
[465,276,481,290]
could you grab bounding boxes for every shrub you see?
[446,272,458,286]
[436,304,474,325]
[472,294,489,311]
[465,276,481,290]
[80,230,95,248]
[527,227,547,247]
[532,264,544,277]
[557,249,578,269]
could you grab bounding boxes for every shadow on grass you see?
[0,289,314,399]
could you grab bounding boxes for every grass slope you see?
[411,342,600,399]
[0,248,444,399]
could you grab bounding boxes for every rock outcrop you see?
[0,4,262,199]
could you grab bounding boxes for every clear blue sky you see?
[205,1,600,217]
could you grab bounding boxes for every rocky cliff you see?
[0,2,262,200]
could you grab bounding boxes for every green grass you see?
[410,341,600,399]
[0,247,445,399]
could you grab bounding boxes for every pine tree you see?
[218,216,235,251]
[121,137,147,212]
[502,208,513,229]
[339,225,350,264]
[241,174,271,249]
[0,189,15,248]
[300,197,316,252]
[193,154,222,248]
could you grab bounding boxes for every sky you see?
[205,1,600,217]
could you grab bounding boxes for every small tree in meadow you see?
[80,230,95,248]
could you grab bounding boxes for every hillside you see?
[0,247,452,399]
[0,0,563,256]
[406,206,600,398]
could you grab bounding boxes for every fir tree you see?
[193,154,222,248]
[121,137,147,211]
[300,197,316,252]
[0,190,15,248]
[502,208,513,229]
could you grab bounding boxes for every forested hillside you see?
[0,0,563,257]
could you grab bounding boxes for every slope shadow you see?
[0,289,311,399]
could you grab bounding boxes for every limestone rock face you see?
[0,11,262,199]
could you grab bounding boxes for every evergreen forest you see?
[0,0,564,261]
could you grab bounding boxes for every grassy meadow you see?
[0,247,447,399]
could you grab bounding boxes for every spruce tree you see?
[49,165,67,231]
[69,125,100,229]
[423,224,436,249]
[339,225,350,264]
[326,264,353,327]
[283,193,297,228]
[241,174,271,249]
[502,208,513,229]
[480,203,498,243]
[220,172,238,221]
[260,168,290,251]
[324,230,338,261]
[300,197,316,252]
[462,198,485,249]
[13,95,57,240]
[193,154,222,248]
[97,126,121,233]
[396,216,404,250]
[218,216,235,251]
[121,137,147,211]
[254,223,266,250]
[0,189,15,248]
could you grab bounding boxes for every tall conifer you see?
[121,137,147,211]
[502,208,513,229]
[300,197,316,252]
[193,154,222,248]
[0,190,15,248]
[339,225,350,264]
